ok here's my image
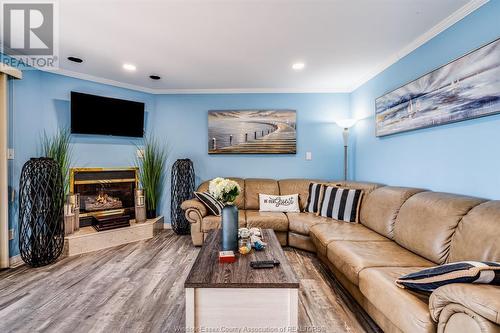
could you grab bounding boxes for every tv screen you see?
[71,92,145,137]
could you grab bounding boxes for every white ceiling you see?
[54,0,486,94]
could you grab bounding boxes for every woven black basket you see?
[19,158,65,267]
[170,159,195,235]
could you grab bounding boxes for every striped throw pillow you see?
[396,261,500,293]
[305,183,323,213]
[194,192,224,216]
[318,186,363,222]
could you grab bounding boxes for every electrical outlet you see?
[136,149,145,159]
[8,229,14,240]
[7,148,14,160]
[306,152,312,160]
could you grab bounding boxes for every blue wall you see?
[8,71,156,256]
[350,1,500,199]
[7,71,350,256]
[153,93,350,191]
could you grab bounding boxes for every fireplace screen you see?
[70,168,137,229]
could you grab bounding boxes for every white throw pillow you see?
[259,194,300,212]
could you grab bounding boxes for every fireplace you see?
[70,168,138,231]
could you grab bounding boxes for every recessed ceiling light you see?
[292,62,305,70]
[149,75,161,80]
[123,63,136,71]
[67,56,83,63]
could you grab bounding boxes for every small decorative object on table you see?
[238,238,252,255]
[218,250,236,263]
[238,227,267,251]
[208,177,241,251]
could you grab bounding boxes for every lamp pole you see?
[335,119,357,182]
[343,127,349,181]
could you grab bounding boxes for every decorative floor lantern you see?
[170,159,195,235]
[19,158,65,267]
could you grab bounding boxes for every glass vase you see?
[221,204,238,251]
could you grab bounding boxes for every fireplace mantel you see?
[63,216,164,256]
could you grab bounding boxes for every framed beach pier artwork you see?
[208,110,296,154]
[375,37,500,137]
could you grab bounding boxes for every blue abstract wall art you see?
[376,37,500,137]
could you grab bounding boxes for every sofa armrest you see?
[181,199,208,222]
[430,284,500,331]
[181,199,207,246]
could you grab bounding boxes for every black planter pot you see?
[146,209,157,219]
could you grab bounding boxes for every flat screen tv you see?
[71,92,145,137]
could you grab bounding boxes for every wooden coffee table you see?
[185,229,299,332]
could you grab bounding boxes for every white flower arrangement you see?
[209,177,241,205]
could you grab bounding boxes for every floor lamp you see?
[335,119,357,181]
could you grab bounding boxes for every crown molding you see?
[40,68,157,94]
[41,67,352,94]
[149,87,352,94]
[37,0,488,95]
[347,0,489,92]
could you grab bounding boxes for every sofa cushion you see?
[394,191,485,264]
[359,267,436,333]
[198,178,245,209]
[448,201,500,263]
[287,212,331,236]
[325,181,383,209]
[278,179,322,211]
[194,192,224,216]
[259,193,300,212]
[360,186,425,239]
[310,222,389,256]
[201,210,247,232]
[245,210,288,232]
[396,261,500,293]
[288,232,316,253]
[318,186,363,223]
[329,181,382,195]
[304,182,323,213]
[244,179,279,210]
[327,241,434,285]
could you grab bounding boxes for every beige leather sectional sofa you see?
[181,178,500,333]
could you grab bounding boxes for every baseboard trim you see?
[163,223,172,229]
[9,254,23,268]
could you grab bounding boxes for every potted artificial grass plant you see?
[137,136,167,219]
[41,129,72,195]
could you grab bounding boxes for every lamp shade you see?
[335,118,357,129]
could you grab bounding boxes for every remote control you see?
[250,259,280,269]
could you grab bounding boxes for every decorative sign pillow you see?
[305,182,323,213]
[396,261,500,293]
[259,194,300,212]
[318,186,363,222]
[194,191,224,216]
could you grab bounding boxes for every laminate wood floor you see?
[0,230,381,333]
